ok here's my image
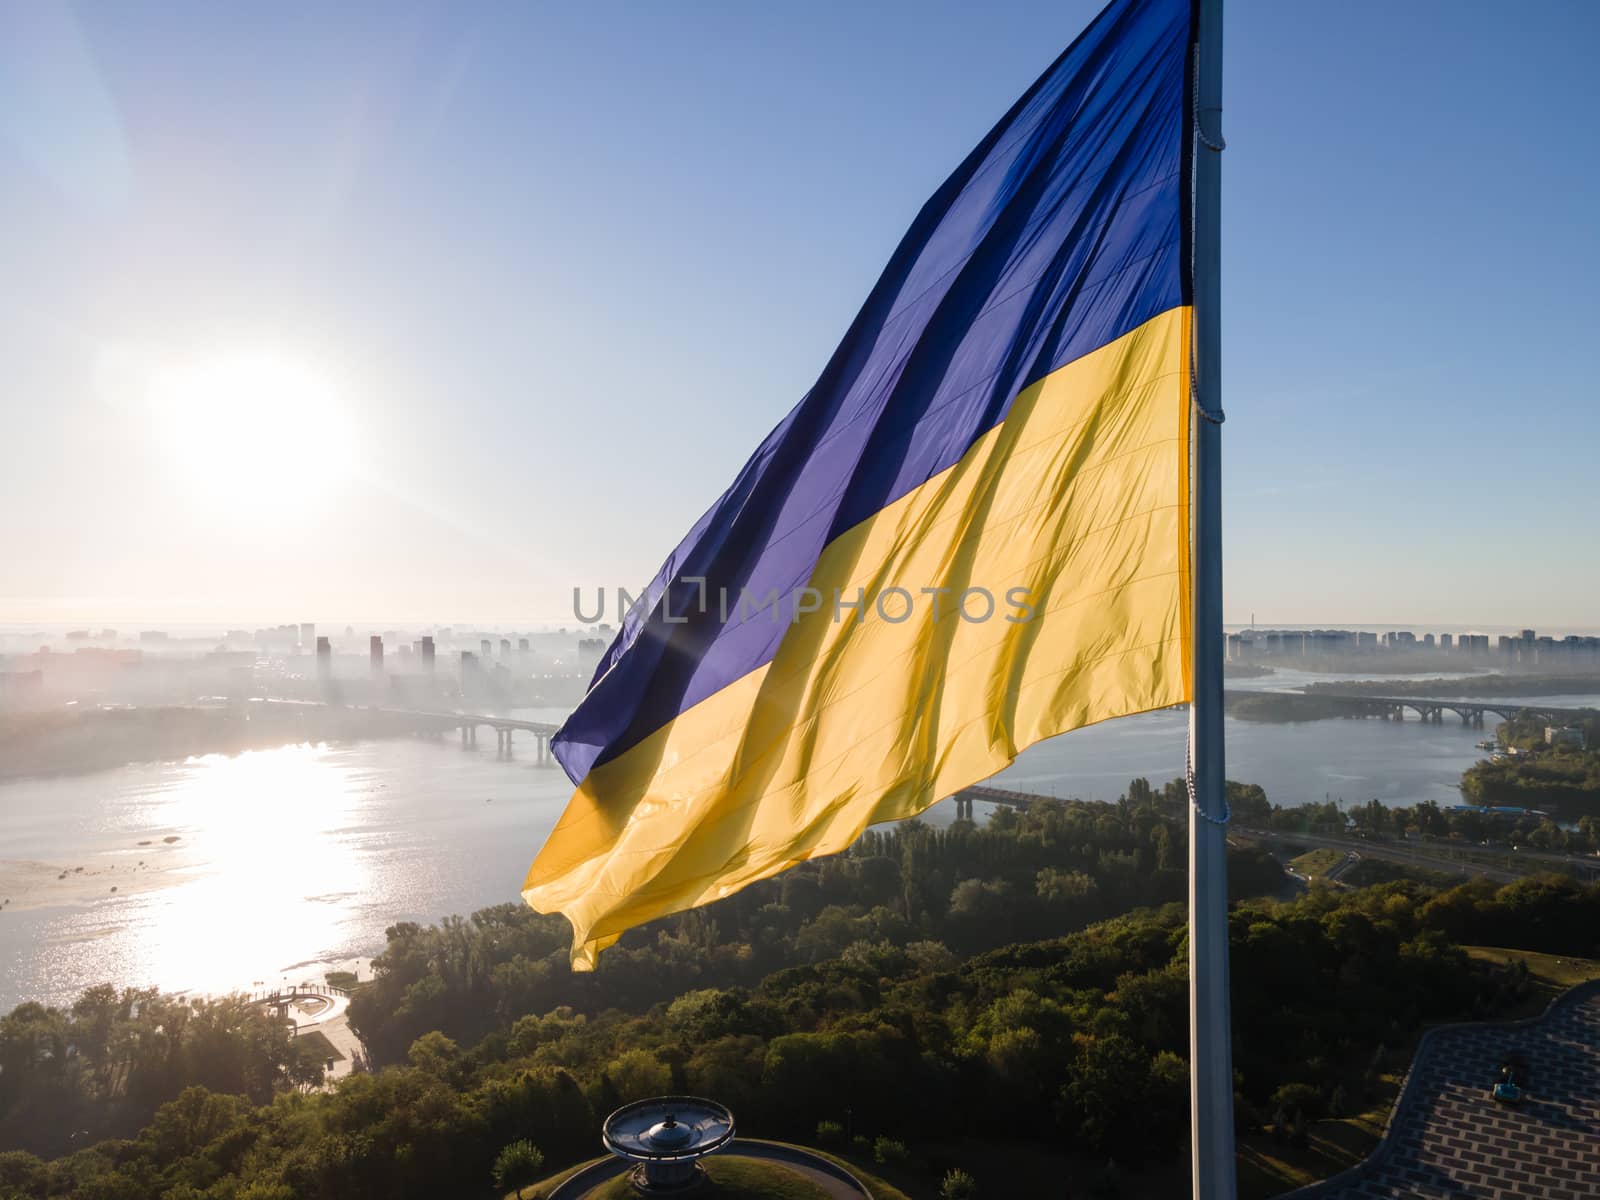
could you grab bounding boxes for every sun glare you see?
[147,352,354,517]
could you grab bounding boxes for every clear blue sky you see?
[2,0,1596,630]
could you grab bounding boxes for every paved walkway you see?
[1284,981,1600,1198]
[250,987,366,1082]
[301,1008,365,1082]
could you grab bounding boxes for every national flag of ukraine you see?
[527,0,1197,968]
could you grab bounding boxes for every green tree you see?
[1225,781,1271,826]
[408,1030,461,1082]
[605,1048,671,1102]
[873,1135,908,1164]
[238,1184,296,1200]
[287,1036,329,1091]
[941,1167,978,1198]
[1059,1034,1159,1158]
[493,1139,545,1199]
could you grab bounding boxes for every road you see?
[1238,828,1527,885]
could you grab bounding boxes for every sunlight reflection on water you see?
[4,684,1596,1010]
[1,738,575,1009]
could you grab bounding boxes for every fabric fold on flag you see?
[526,0,1198,969]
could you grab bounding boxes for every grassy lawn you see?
[502,1147,913,1200]
[806,1147,916,1200]
[1236,1052,1406,1200]
[1288,847,1346,880]
[506,1154,607,1199]
[1466,945,1600,1015]
[1340,857,1458,888]
[864,1135,1196,1199]
[588,1156,834,1199]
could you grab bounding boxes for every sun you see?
[147,351,355,517]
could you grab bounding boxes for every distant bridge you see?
[371,707,560,762]
[950,784,1048,818]
[1276,693,1593,729]
[253,699,561,764]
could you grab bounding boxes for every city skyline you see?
[8,618,1600,644]
[3,1,1598,628]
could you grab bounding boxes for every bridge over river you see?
[371,706,561,761]
[1225,691,1593,729]
[253,700,562,763]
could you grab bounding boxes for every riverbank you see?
[1,858,177,913]
[1226,693,1378,723]
[1302,673,1600,700]
[0,703,459,782]
[1225,663,1276,679]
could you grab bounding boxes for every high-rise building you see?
[1440,633,1453,650]
[500,638,511,659]
[300,623,315,651]
[480,639,492,658]
[421,636,436,671]
[578,636,608,680]
[370,635,384,675]
[316,636,332,676]
[460,650,482,701]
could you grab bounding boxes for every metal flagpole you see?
[1189,0,1235,1197]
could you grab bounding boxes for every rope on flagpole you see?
[1193,45,1227,152]
[1187,732,1231,826]
[1188,297,1225,424]
[1189,291,1224,425]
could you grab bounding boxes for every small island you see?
[1461,713,1600,818]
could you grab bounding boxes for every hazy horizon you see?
[5,618,1600,642]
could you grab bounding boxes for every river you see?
[2,679,1595,1012]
